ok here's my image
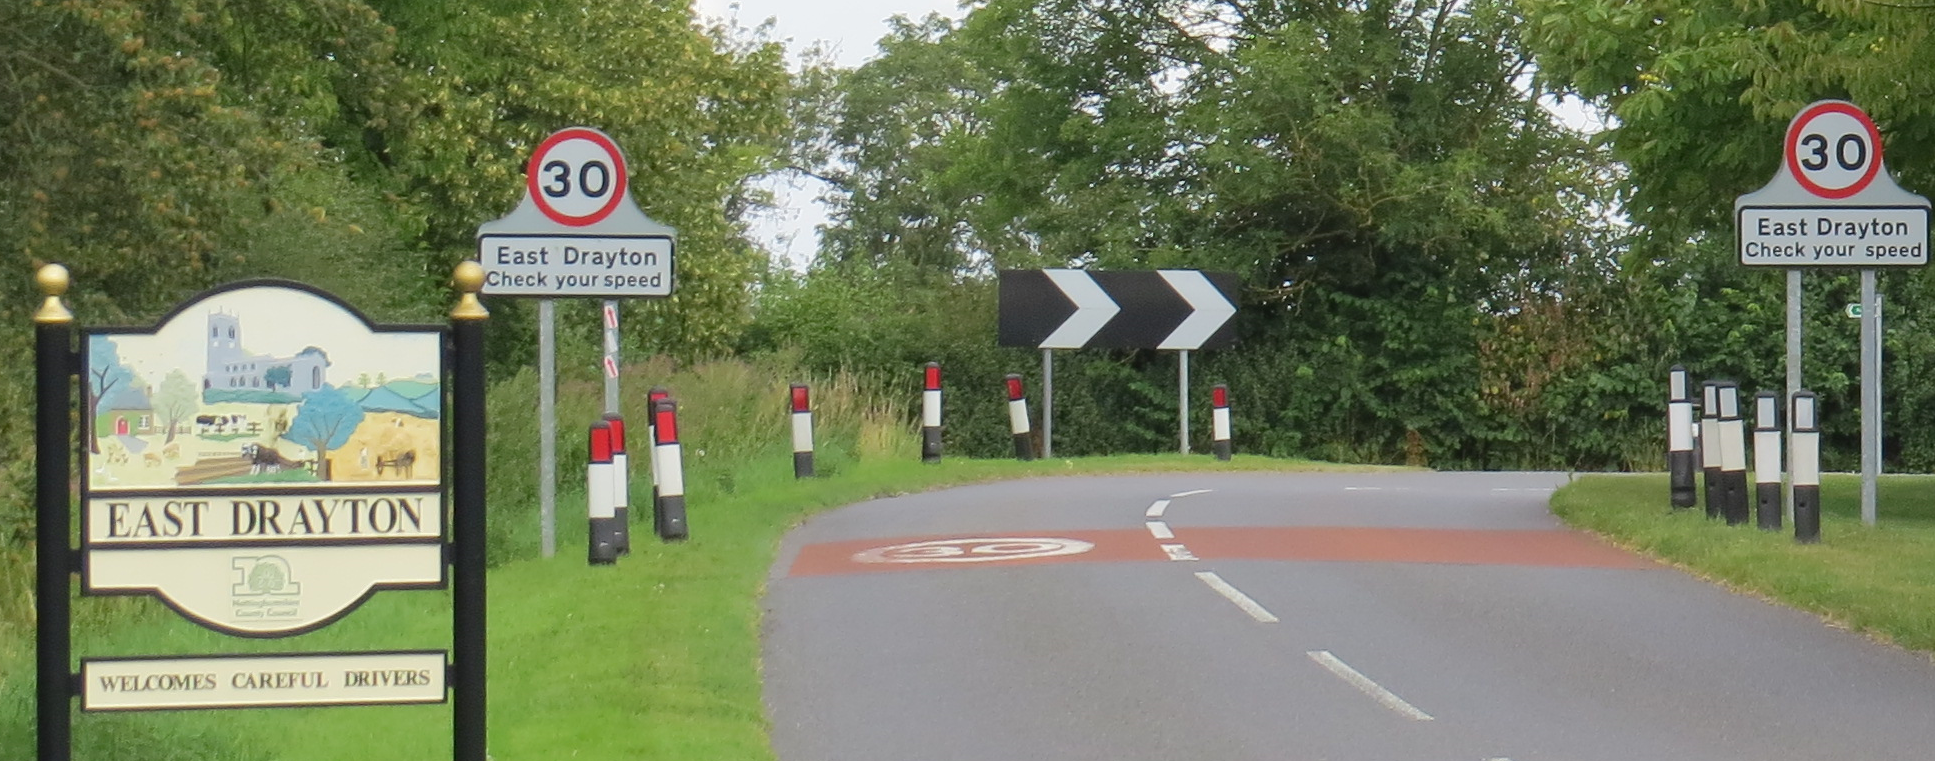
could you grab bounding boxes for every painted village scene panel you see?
[86,286,442,490]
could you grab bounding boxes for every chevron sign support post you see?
[998,269,1240,454]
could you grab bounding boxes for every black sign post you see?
[450,262,491,761]
[33,263,490,760]
[998,269,1239,455]
[35,265,75,761]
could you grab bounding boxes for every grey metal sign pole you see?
[1179,350,1191,454]
[539,299,558,558]
[1785,270,1800,525]
[1861,271,1879,525]
[603,300,620,415]
[1041,349,1054,459]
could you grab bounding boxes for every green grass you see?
[2,352,1380,760]
[1552,473,1935,653]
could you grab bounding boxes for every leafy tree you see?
[154,370,199,444]
[1520,0,1935,235]
[287,385,365,480]
[790,0,1614,466]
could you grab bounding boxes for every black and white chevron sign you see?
[998,269,1239,350]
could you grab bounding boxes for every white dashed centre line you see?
[1145,499,1171,518]
[1160,544,1197,561]
[1194,571,1279,623]
[1306,651,1435,721]
[1169,489,1213,498]
[1146,521,1174,540]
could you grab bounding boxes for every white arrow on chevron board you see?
[1040,270,1121,349]
[1157,270,1236,350]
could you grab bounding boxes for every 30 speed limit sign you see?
[526,127,630,226]
[1785,101,1885,200]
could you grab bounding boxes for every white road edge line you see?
[1145,499,1171,518]
[1146,521,1175,540]
[1306,651,1435,721]
[1194,571,1278,623]
[1169,489,1213,498]
[1160,543,1197,561]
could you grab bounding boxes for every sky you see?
[694,0,968,268]
[690,1,1604,270]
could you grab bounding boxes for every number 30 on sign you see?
[1785,101,1885,200]
[527,128,630,226]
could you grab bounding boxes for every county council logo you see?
[231,555,302,619]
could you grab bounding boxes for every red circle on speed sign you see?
[526,127,630,226]
[1784,101,1885,200]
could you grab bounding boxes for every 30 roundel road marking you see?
[851,537,1095,564]
[1785,101,1885,200]
[527,127,629,226]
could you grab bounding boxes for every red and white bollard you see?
[790,384,815,478]
[646,386,669,537]
[921,362,943,463]
[1005,374,1034,461]
[653,397,688,541]
[586,421,618,565]
[1211,383,1232,461]
[604,412,630,555]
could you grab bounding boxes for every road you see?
[762,471,1935,760]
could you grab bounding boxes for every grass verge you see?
[1552,473,1935,653]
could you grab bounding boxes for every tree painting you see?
[285,385,364,481]
[154,370,199,444]
[87,339,135,454]
[264,365,293,391]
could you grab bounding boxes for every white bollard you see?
[653,397,687,541]
[1211,384,1232,461]
[1753,390,1782,531]
[605,412,630,555]
[921,362,942,463]
[791,383,815,478]
[1667,366,1695,508]
[586,422,617,565]
[1717,382,1749,526]
[1792,391,1821,544]
[1005,374,1034,461]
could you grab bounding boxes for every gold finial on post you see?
[34,264,73,324]
[450,260,488,320]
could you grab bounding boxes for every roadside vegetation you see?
[1553,474,1935,653]
[12,0,1935,757]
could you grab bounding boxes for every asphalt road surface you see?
[763,472,1935,760]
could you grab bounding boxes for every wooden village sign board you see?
[33,266,493,761]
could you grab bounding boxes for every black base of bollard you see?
[1703,468,1721,519]
[922,427,942,463]
[1012,433,1034,461]
[588,517,620,565]
[794,451,815,478]
[1722,471,1750,525]
[1794,485,1821,544]
[657,495,688,541]
[1755,483,1781,530]
[1214,440,1231,461]
[1668,451,1696,508]
[650,486,662,537]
